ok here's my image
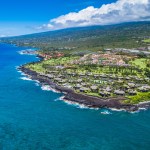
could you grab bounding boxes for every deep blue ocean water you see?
[0,43,150,150]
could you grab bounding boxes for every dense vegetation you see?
[1,22,150,54]
[125,92,150,104]
[1,21,150,105]
[143,39,150,43]
[25,55,150,104]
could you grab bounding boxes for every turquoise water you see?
[0,43,150,150]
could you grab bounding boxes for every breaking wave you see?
[20,77,32,81]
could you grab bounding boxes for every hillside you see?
[2,21,150,108]
[1,22,150,53]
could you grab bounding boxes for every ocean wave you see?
[110,108,126,112]
[110,107,147,113]
[17,70,22,73]
[15,66,20,70]
[62,99,99,110]
[18,49,36,55]
[35,82,40,86]
[20,77,32,81]
[41,85,60,93]
[130,107,147,114]
[100,110,112,115]
[54,96,65,101]
[16,66,26,76]
[139,107,147,111]
[18,51,24,55]
[18,71,26,76]
[129,110,140,114]
[63,100,89,109]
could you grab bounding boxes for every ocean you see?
[0,43,150,150]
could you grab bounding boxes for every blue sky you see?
[0,0,150,36]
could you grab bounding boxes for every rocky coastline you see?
[18,66,150,112]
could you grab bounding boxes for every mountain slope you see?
[1,22,150,52]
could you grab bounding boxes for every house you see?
[58,79,66,84]
[105,86,112,92]
[54,78,62,82]
[81,83,87,87]
[117,80,124,84]
[80,87,90,93]
[123,84,130,90]
[128,90,137,95]
[128,83,136,88]
[94,74,99,78]
[77,79,83,83]
[90,85,98,92]
[99,91,111,97]
[125,77,131,80]
[74,84,82,89]
[138,86,150,92]
[46,74,54,79]
[114,90,125,96]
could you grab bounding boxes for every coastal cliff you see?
[19,66,150,112]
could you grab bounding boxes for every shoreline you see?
[18,66,150,112]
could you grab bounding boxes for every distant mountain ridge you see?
[1,21,150,51]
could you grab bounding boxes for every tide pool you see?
[0,43,150,150]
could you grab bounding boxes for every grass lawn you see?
[131,58,147,69]
[143,39,150,43]
[86,92,100,97]
[124,92,150,104]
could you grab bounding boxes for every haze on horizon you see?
[0,0,150,37]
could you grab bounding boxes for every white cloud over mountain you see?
[39,0,150,30]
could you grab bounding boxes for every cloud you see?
[39,0,150,30]
[0,35,7,37]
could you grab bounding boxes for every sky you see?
[0,0,150,37]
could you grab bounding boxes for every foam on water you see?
[35,82,40,86]
[110,108,126,112]
[62,99,99,110]
[20,77,32,81]
[63,99,89,109]
[41,85,51,91]
[100,110,112,115]
[130,107,147,114]
[19,72,26,76]
[139,107,147,111]
[41,85,60,93]
[18,49,35,55]
[16,67,26,76]
[54,96,65,101]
